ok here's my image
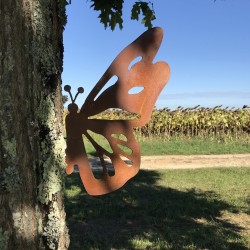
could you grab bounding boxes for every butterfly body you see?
[64,27,170,195]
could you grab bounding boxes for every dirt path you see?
[140,154,250,170]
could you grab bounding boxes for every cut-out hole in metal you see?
[118,144,132,155]
[87,130,113,154]
[74,164,79,173]
[128,86,144,95]
[119,155,133,167]
[89,108,140,120]
[94,75,118,101]
[128,56,142,70]
[111,133,128,141]
[89,157,115,179]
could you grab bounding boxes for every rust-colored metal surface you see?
[64,27,170,195]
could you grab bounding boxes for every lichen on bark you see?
[0,0,69,249]
[0,228,9,250]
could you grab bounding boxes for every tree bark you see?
[0,0,69,249]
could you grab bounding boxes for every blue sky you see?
[62,0,250,109]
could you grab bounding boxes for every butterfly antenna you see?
[73,87,84,103]
[64,85,74,103]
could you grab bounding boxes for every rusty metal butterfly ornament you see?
[64,27,170,195]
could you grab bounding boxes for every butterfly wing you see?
[80,119,140,195]
[64,111,140,195]
[65,27,170,195]
[80,27,170,126]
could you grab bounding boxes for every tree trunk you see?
[0,0,69,249]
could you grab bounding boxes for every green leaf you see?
[131,1,155,29]
[89,0,124,30]
[131,2,141,20]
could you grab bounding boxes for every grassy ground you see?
[84,134,250,156]
[139,137,250,155]
[65,167,250,250]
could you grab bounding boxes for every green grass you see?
[139,137,250,155]
[84,134,250,156]
[65,167,250,250]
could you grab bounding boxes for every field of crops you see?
[64,105,250,144]
[82,105,250,141]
